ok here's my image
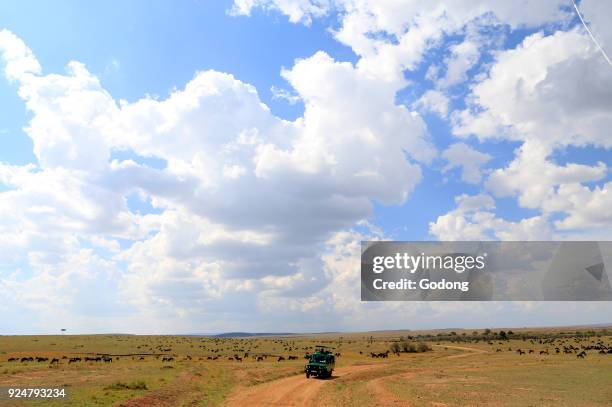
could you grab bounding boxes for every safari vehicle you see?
[305,345,335,378]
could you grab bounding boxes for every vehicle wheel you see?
[306,371,310,378]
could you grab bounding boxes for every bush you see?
[416,342,431,352]
[104,381,147,391]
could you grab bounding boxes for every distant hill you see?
[187,332,295,338]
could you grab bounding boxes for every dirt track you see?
[224,345,486,406]
[432,344,488,359]
[224,364,380,407]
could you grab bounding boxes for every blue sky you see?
[1,0,611,334]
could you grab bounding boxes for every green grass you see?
[0,331,611,406]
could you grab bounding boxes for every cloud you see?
[453,29,612,148]
[442,142,491,183]
[0,29,41,81]
[429,193,553,241]
[437,38,481,88]
[0,30,433,331]
[270,85,301,105]
[3,1,612,333]
[233,0,570,85]
[414,90,449,117]
[230,0,332,24]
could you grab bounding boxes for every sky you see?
[0,0,611,334]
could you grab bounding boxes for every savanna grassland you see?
[1,327,611,406]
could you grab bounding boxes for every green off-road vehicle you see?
[305,346,335,379]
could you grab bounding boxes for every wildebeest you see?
[7,358,16,362]
[277,356,285,361]
[103,357,113,363]
[69,357,81,363]
[577,351,586,358]
[21,357,34,362]
[36,357,48,362]
[288,356,298,360]
[50,358,59,364]
[257,356,264,361]
[162,357,174,362]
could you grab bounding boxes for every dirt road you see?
[432,344,488,359]
[224,364,380,407]
[224,346,485,406]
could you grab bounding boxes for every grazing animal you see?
[103,357,113,363]
[36,357,48,362]
[21,357,34,362]
[257,356,264,361]
[162,357,174,362]
[577,351,586,359]
[278,356,285,361]
[50,358,59,364]
[7,358,16,362]
[68,357,81,363]
[288,356,298,360]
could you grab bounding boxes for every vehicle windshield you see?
[310,354,327,363]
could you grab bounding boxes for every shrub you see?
[104,381,147,391]
[416,342,431,352]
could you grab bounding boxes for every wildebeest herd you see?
[2,337,344,369]
[3,332,611,373]
[494,336,612,359]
